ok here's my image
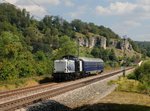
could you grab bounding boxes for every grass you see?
[112,47,141,59]
[0,75,52,91]
[73,91,150,111]
[0,66,120,91]
[72,73,149,111]
[73,73,150,111]
[110,77,146,93]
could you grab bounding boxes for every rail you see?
[0,67,134,111]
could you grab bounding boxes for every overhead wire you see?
[29,0,52,15]
[1,0,46,19]
[0,0,61,46]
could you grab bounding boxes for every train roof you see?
[79,57,104,62]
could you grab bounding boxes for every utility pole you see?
[123,35,127,77]
[74,26,80,59]
[78,38,80,59]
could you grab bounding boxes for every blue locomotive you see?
[53,55,104,80]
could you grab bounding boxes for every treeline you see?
[136,41,150,57]
[128,60,150,94]
[0,3,140,81]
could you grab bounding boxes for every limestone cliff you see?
[75,32,133,51]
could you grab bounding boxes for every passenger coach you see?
[79,57,104,74]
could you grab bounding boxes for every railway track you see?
[0,83,58,99]
[0,67,134,111]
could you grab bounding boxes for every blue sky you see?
[2,0,150,41]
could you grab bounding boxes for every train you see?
[52,55,104,81]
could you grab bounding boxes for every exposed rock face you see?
[76,35,107,49]
[109,39,133,51]
[109,39,118,48]
[88,37,96,48]
[77,37,89,47]
[75,33,133,51]
[120,39,133,51]
[100,37,107,49]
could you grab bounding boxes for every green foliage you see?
[0,3,30,31]
[17,58,36,78]
[53,36,77,59]
[91,47,117,61]
[34,51,53,75]
[0,32,23,59]
[127,73,137,80]
[0,59,18,80]
[0,32,36,80]
[0,32,54,81]
[134,61,150,85]
[136,41,150,57]
[126,61,150,94]
[115,77,146,93]
[0,3,142,83]
[71,19,119,39]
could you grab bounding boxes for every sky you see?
[1,0,150,41]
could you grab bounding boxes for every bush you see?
[127,73,137,80]
[115,77,146,93]
[126,60,150,94]
[134,61,150,85]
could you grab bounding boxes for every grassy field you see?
[109,77,146,93]
[73,91,150,111]
[0,75,52,91]
[0,67,120,91]
[73,73,150,111]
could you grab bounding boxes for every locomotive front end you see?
[53,59,76,81]
[54,59,75,73]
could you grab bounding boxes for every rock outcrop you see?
[75,32,133,51]
[118,39,133,51]
[75,34,107,49]
[109,39,133,51]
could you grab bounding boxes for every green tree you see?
[134,61,150,87]
[0,32,36,80]
[109,49,117,61]
[0,32,23,59]
[53,36,77,59]
[34,51,52,75]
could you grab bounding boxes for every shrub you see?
[115,77,146,93]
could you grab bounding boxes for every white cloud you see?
[96,6,110,15]
[124,21,141,27]
[4,0,60,18]
[138,0,150,5]
[32,0,60,5]
[135,33,150,41]
[17,5,47,18]
[5,0,60,5]
[138,0,150,12]
[112,20,141,37]
[63,0,74,7]
[96,2,137,15]
[69,6,87,19]
[4,0,19,4]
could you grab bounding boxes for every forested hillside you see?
[0,3,141,82]
[136,41,150,57]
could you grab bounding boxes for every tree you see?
[109,49,117,61]
[53,36,77,59]
[0,32,36,80]
[134,61,150,86]
[0,32,23,59]
[34,51,52,75]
